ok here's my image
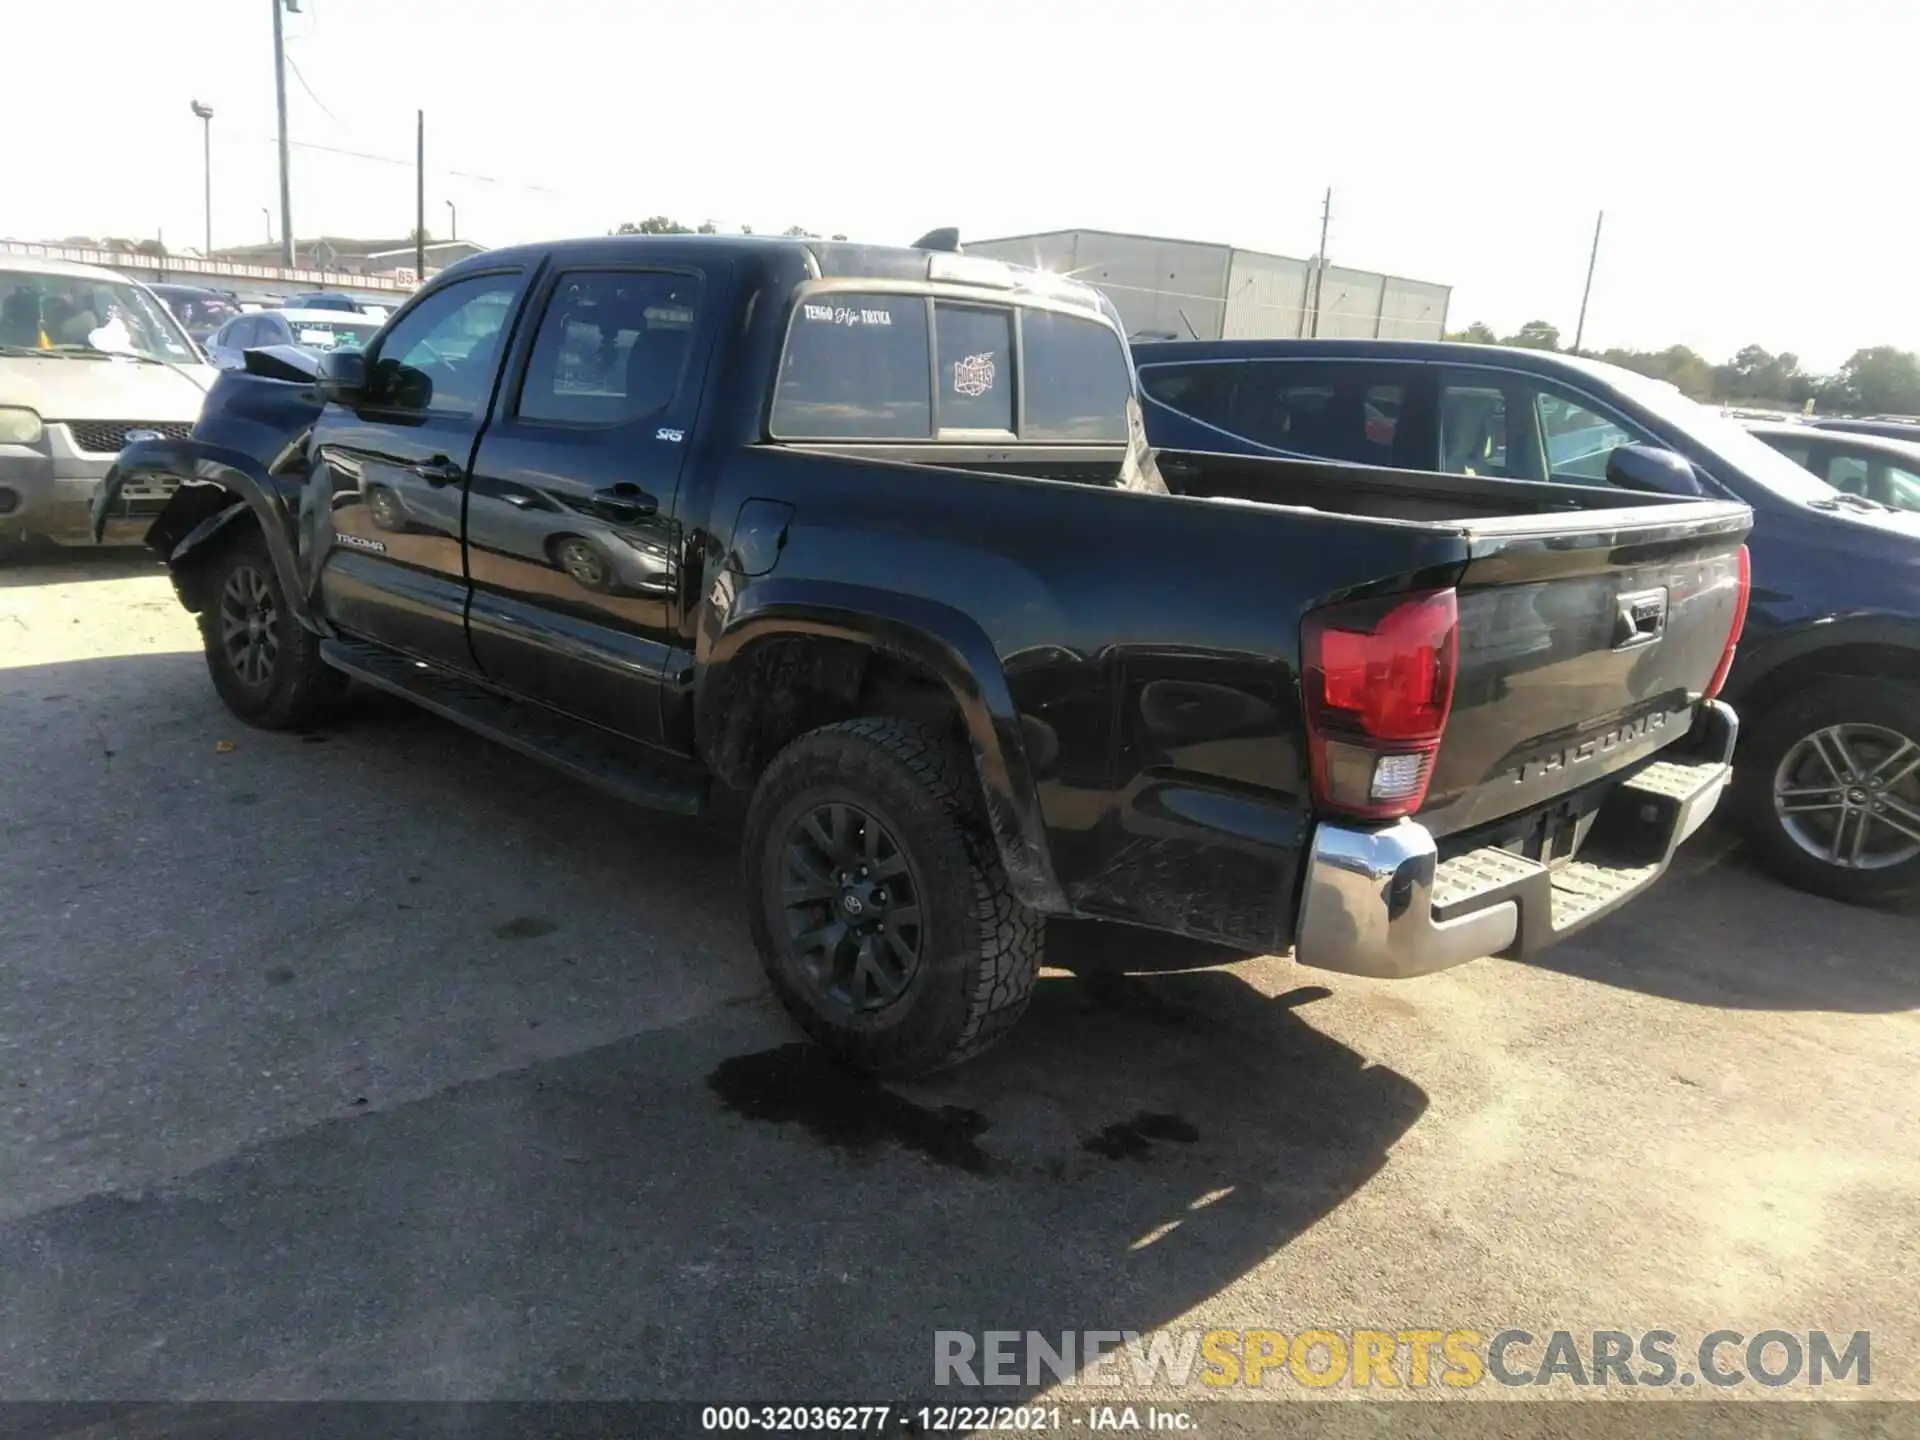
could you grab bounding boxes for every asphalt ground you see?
[2,546,1915,1424]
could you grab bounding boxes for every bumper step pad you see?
[1431,743,1733,953]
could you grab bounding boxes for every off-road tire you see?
[198,526,348,731]
[1735,678,1920,907]
[743,716,1045,1076]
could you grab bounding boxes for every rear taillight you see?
[1302,588,1459,820]
[1704,545,1751,700]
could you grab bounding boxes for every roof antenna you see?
[1177,308,1200,340]
[911,227,962,253]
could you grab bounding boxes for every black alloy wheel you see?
[198,526,348,731]
[219,563,280,689]
[777,800,924,1012]
[741,716,1045,1075]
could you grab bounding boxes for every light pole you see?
[262,207,273,244]
[445,199,456,243]
[272,0,299,267]
[190,100,214,256]
[1572,210,1604,355]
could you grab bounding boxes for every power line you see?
[263,135,562,194]
[284,52,350,133]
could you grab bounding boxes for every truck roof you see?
[438,233,1114,318]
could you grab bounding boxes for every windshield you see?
[170,294,241,332]
[1595,363,1840,504]
[286,317,380,352]
[0,269,201,364]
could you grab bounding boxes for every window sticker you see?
[802,303,895,327]
[953,352,997,397]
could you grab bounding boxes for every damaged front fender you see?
[93,438,314,627]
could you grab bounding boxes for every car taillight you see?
[1704,545,1751,700]
[1301,588,1459,821]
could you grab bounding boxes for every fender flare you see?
[700,578,1069,913]
[97,438,314,628]
[1726,611,1920,706]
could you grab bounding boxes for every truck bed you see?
[1153,447,1698,525]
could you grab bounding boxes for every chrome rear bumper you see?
[1294,700,1738,980]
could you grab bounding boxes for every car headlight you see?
[0,406,46,445]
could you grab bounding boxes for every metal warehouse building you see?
[966,229,1451,343]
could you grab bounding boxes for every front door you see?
[312,269,527,672]
[463,263,715,746]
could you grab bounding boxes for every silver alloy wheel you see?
[1772,722,1920,870]
[219,564,280,689]
[556,538,608,590]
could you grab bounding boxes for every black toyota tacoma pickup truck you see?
[98,233,1752,1074]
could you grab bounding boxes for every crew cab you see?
[1137,338,1920,907]
[97,235,1751,1073]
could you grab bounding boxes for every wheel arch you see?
[105,439,313,627]
[696,581,1067,913]
[1728,617,1920,718]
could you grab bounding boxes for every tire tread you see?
[743,715,1044,1074]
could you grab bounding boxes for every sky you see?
[9,0,1911,372]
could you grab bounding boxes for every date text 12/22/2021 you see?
[700,1406,1196,1433]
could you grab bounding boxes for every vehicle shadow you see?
[1515,818,1920,1012]
[0,541,163,588]
[0,655,1428,1401]
[0,966,1427,1401]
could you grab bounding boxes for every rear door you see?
[1139,356,1432,469]
[1225,358,1426,468]
[311,268,529,672]
[462,261,717,747]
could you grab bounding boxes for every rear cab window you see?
[770,291,1132,446]
[772,296,932,439]
[1022,308,1131,442]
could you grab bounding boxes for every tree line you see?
[612,217,847,241]
[1443,319,1920,418]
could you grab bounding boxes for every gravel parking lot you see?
[3,547,1916,1408]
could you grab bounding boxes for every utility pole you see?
[1305,187,1336,339]
[190,100,214,256]
[272,0,294,267]
[1572,209,1604,354]
[415,111,426,280]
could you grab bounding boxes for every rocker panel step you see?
[321,637,706,816]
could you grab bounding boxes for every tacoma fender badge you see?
[335,532,388,554]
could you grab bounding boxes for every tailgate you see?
[1417,498,1751,839]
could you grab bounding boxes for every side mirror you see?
[316,349,368,405]
[1605,443,1704,498]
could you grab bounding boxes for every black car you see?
[1811,416,1920,443]
[1136,338,1920,907]
[1746,421,1920,513]
[96,234,1747,1073]
[147,283,243,346]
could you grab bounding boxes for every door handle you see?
[410,455,464,487]
[591,484,658,520]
